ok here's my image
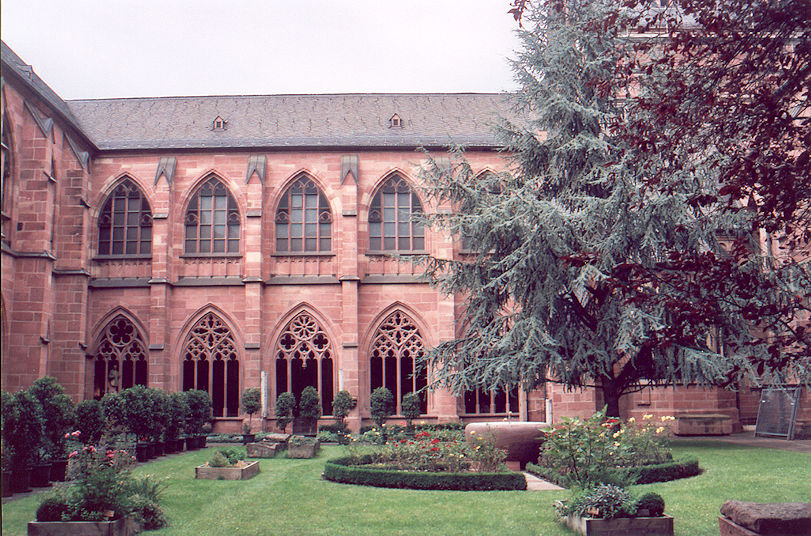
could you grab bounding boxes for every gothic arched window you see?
[184,177,240,255]
[368,175,424,252]
[182,313,239,417]
[370,310,427,414]
[275,312,334,415]
[97,179,152,256]
[93,315,148,398]
[275,176,332,252]
[463,386,520,415]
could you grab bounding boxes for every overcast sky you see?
[1,0,522,100]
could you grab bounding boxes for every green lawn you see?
[2,441,808,536]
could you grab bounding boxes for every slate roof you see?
[1,41,95,148]
[3,40,515,152]
[66,93,515,151]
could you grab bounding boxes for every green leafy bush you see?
[165,392,189,442]
[289,435,319,446]
[185,390,212,436]
[208,451,229,467]
[324,456,526,491]
[241,387,261,430]
[317,431,340,443]
[130,494,167,530]
[60,445,136,520]
[208,447,245,466]
[527,456,699,487]
[100,391,125,433]
[370,387,393,428]
[275,392,296,432]
[36,496,69,521]
[559,484,637,520]
[4,390,45,465]
[636,492,665,517]
[75,400,104,446]
[119,386,153,441]
[401,393,421,430]
[298,386,321,429]
[29,377,75,460]
[148,388,170,442]
[318,423,345,434]
[466,429,507,473]
[332,390,353,430]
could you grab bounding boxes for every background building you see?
[2,41,805,435]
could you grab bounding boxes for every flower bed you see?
[323,455,526,491]
[526,457,701,486]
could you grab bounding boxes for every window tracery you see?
[275,312,334,415]
[369,175,424,252]
[98,179,152,256]
[182,312,239,417]
[93,315,147,398]
[370,310,427,414]
[184,177,240,255]
[275,176,332,252]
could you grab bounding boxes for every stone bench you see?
[719,501,811,536]
[674,413,732,436]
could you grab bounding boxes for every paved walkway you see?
[524,472,564,491]
[672,430,811,453]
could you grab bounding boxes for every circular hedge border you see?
[323,455,527,491]
[525,457,701,487]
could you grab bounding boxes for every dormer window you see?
[212,116,227,131]
[389,114,403,128]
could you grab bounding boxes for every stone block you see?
[674,413,732,435]
[246,442,281,458]
[720,501,811,535]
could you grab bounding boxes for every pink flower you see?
[430,447,439,452]
[68,451,78,458]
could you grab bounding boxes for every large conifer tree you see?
[417,0,807,416]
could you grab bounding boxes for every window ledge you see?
[180,253,243,259]
[93,254,153,261]
[366,250,429,256]
[271,252,335,257]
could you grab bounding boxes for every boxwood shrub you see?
[526,457,701,487]
[324,456,526,491]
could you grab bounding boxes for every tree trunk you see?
[601,383,621,418]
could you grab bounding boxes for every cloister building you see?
[1,41,806,435]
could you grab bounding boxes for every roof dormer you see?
[389,113,403,129]
[212,115,227,131]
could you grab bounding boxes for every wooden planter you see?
[28,516,138,536]
[287,442,319,459]
[561,512,674,536]
[195,460,260,480]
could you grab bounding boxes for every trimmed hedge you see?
[526,457,701,487]
[324,455,526,491]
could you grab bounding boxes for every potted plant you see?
[401,392,421,435]
[195,447,260,480]
[164,391,189,453]
[556,485,673,536]
[100,391,125,439]
[75,400,105,445]
[119,386,153,461]
[275,392,296,433]
[297,386,321,435]
[332,390,354,444]
[28,377,76,483]
[241,387,261,444]
[4,390,45,493]
[148,388,170,456]
[2,390,17,496]
[286,435,320,459]
[370,387,393,439]
[185,389,212,449]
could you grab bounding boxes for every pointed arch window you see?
[274,312,334,415]
[369,175,424,252]
[370,310,428,414]
[97,180,152,257]
[275,176,332,252]
[184,177,240,255]
[93,315,148,399]
[182,313,240,417]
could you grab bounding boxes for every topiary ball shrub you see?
[130,494,168,530]
[36,496,69,521]
[369,387,393,429]
[636,492,665,517]
[75,399,104,445]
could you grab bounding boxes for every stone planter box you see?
[465,422,548,468]
[561,512,674,536]
[246,442,282,458]
[195,460,260,480]
[287,441,319,459]
[28,516,138,536]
